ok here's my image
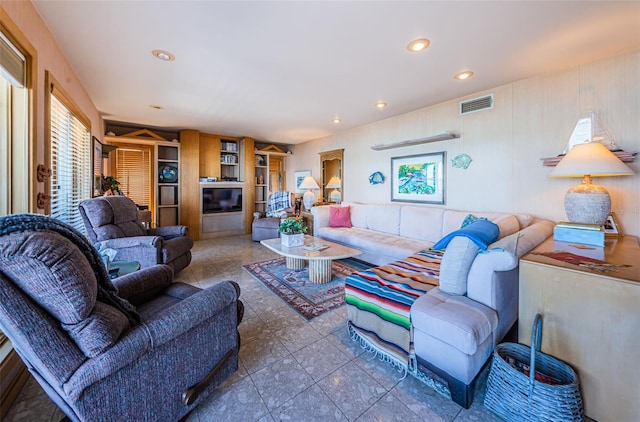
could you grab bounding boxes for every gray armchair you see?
[0,214,243,421]
[79,196,193,274]
[252,191,295,241]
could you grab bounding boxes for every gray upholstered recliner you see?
[0,214,243,421]
[252,191,295,241]
[79,196,193,274]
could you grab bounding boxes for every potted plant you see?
[277,217,307,247]
[101,175,122,196]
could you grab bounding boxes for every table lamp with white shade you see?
[549,141,633,225]
[299,176,320,210]
[326,176,342,203]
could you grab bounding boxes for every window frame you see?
[45,71,91,228]
[0,10,37,215]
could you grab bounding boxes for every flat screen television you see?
[202,187,242,214]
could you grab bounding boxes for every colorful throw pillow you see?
[461,213,487,228]
[329,206,352,228]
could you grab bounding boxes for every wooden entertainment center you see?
[179,130,289,240]
[179,130,252,240]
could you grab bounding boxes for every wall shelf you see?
[541,150,636,166]
[371,131,460,151]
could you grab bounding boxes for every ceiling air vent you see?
[459,94,493,115]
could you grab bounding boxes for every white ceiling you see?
[32,1,640,144]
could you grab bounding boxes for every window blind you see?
[113,144,152,208]
[0,30,28,216]
[50,94,91,233]
[0,31,25,88]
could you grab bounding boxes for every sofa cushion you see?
[411,289,498,355]
[366,204,401,235]
[342,202,367,228]
[442,210,517,236]
[438,237,479,295]
[495,215,520,239]
[318,226,431,261]
[399,206,444,242]
[330,206,352,227]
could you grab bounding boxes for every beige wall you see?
[289,50,640,237]
[1,0,103,206]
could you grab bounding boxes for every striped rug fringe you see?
[347,323,451,399]
[347,323,409,379]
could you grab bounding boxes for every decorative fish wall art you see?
[451,154,472,169]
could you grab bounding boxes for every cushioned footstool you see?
[411,287,498,408]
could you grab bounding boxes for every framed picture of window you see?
[294,170,311,194]
[602,212,623,237]
[391,151,445,204]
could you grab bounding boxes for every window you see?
[112,143,152,209]
[0,30,29,216]
[48,73,91,233]
[0,18,34,354]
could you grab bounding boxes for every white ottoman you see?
[411,287,498,408]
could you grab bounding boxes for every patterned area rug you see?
[242,257,370,320]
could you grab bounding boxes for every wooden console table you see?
[519,235,640,422]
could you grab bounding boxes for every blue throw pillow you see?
[433,219,500,250]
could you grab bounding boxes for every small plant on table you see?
[278,218,307,247]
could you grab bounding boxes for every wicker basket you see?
[484,314,584,422]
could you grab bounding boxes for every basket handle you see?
[529,313,543,387]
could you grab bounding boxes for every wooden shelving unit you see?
[103,130,181,227]
[157,144,180,226]
[254,152,268,215]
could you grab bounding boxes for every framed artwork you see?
[602,212,623,237]
[92,136,103,197]
[391,152,445,204]
[294,170,311,193]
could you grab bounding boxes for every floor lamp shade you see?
[299,176,319,210]
[550,142,633,225]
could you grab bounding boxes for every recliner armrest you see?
[65,281,240,399]
[141,280,239,347]
[99,235,163,249]
[112,264,174,305]
[148,225,188,239]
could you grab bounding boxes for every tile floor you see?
[6,235,503,422]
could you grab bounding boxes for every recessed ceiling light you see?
[407,38,430,52]
[332,118,342,124]
[375,101,388,110]
[149,105,164,110]
[152,49,175,62]
[454,71,474,80]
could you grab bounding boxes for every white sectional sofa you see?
[312,202,551,266]
[311,202,554,408]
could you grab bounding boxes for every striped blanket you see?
[345,249,442,372]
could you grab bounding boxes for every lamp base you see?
[564,183,610,225]
[303,190,315,211]
[329,189,341,203]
